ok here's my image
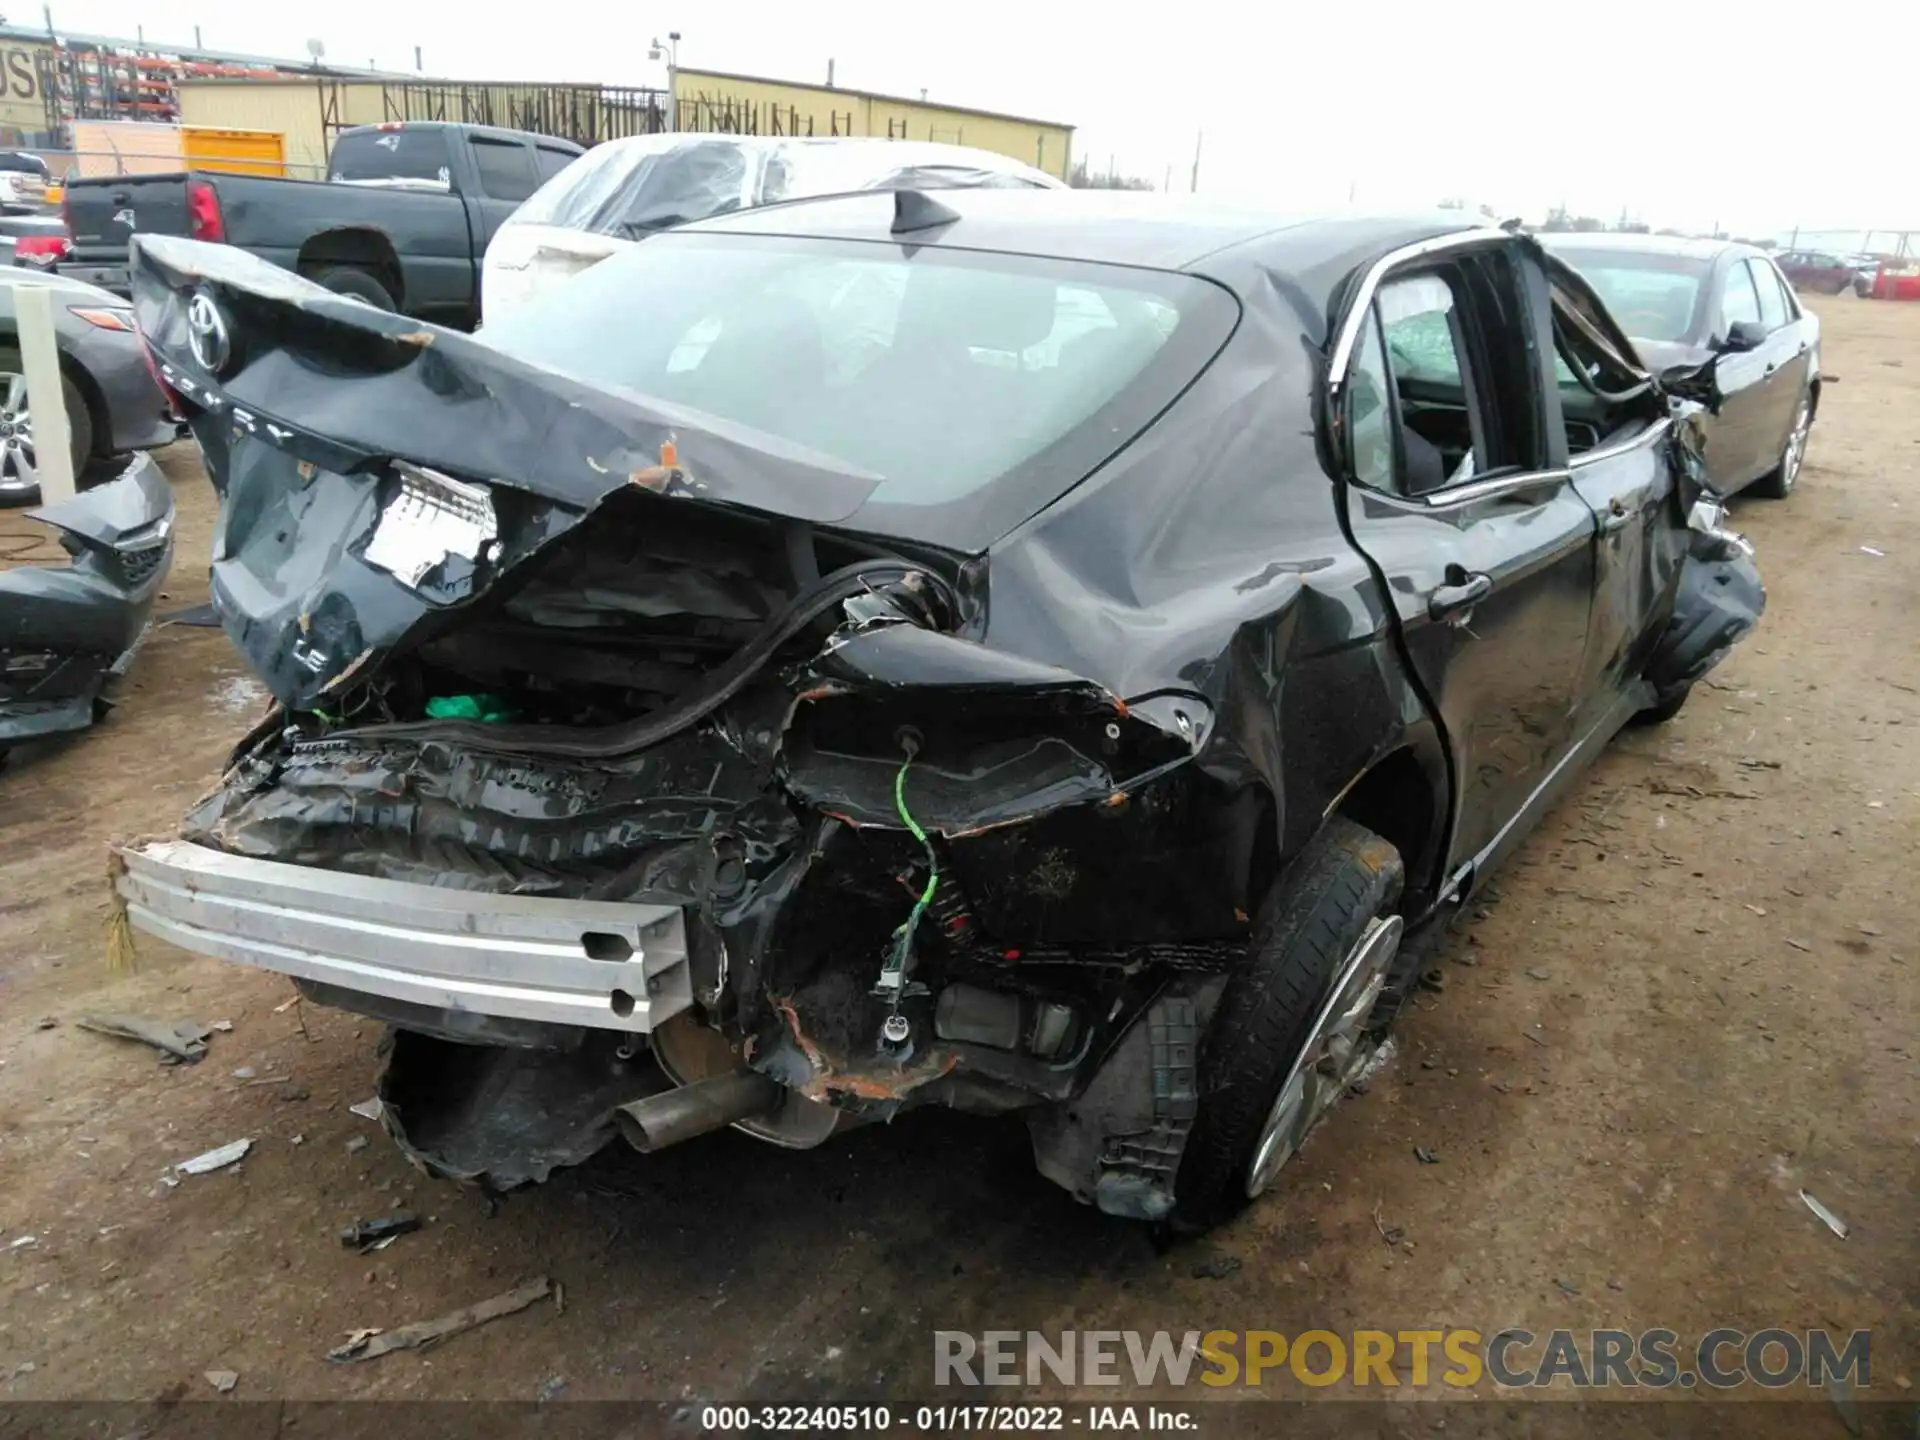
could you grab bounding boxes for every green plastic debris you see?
[424,694,515,723]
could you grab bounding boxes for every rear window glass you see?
[1551,248,1710,343]
[480,233,1237,549]
[329,129,451,188]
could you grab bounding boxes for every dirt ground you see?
[0,296,1913,1425]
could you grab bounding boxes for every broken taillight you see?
[186,179,224,243]
[13,234,70,268]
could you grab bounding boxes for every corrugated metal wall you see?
[178,72,1074,182]
[178,80,328,176]
[674,69,1073,179]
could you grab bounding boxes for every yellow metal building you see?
[671,68,1072,180]
[174,69,1073,182]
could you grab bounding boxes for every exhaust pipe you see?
[615,1070,784,1153]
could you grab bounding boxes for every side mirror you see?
[1718,320,1768,353]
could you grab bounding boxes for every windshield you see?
[479,231,1238,549]
[1549,248,1711,344]
[506,139,751,237]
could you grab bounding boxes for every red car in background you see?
[1776,250,1874,296]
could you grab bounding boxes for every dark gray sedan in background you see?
[0,268,178,505]
[1543,234,1818,499]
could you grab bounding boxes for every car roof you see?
[1538,231,1749,262]
[678,187,1483,276]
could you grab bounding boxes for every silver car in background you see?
[481,136,1064,321]
[0,268,178,506]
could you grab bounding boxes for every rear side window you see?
[469,137,538,202]
[1720,262,1762,330]
[1750,260,1788,330]
[329,128,451,187]
[534,146,578,184]
[1754,260,1798,323]
[480,233,1237,548]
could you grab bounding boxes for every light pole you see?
[649,31,681,130]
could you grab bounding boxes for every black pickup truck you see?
[58,121,582,327]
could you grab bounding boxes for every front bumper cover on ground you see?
[0,453,174,746]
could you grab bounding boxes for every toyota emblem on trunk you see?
[186,292,231,373]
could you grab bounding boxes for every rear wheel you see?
[1751,390,1811,500]
[0,345,93,508]
[1630,683,1691,727]
[1172,817,1405,1232]
[313,266,396,311]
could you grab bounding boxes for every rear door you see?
[1704,257,1768,489]
[1746,257,1814,469]
[1336,240,1598,874]
[463,134,542,252]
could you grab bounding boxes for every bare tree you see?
[1069,158,1155,192]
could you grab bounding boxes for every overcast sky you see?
[42,0,1918,238]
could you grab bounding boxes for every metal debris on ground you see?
[210,1020,234,1032]
[339,1213,422,1251]
[1189,1255,1242,1280]
[1414,1145,1440,1165]
[175,1139,252,1175]
[75,1013,211,1064]
[1786,938,1813,952]
[9,1235,37,1249]
[348,1097,385,1121]
[1799,1189,1849,1240]
[204,1369,238,1394]
[1372,1203,1405,1248]
[326,1276,555,1363]
[232,1067,256,1080]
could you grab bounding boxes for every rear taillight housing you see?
[13,234,70,267]
[185,179,224,242]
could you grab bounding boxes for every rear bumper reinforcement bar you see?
[115,840,692,1032]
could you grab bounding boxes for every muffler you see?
[614,1070,785,1153]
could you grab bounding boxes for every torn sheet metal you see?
[0,453,173,746]
[1643,527,1766,701]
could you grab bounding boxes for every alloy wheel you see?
[1245,912,1404,1197]
[1780,398,1811,492]
[0,371,38,497]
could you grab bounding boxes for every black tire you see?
[1630,683,1691,727]
[1750,388,1812,501]
[313,266,397,310]
[1172,817,1404,1232]
[0,343,92,508]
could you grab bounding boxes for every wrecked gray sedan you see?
[113,197,1761,1231]
[1,453,174,753]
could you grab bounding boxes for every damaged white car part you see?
[119,204,1763,1233]
[361,461,498,590]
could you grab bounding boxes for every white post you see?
[13,283,75,504]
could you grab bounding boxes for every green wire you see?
[886,753,939,981]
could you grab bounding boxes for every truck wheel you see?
[1172,816,1405,1232]
[314,266,396,311]
[0,345,92,508]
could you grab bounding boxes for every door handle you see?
[1428,572,1492,621]
[1599,498,1635,534]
